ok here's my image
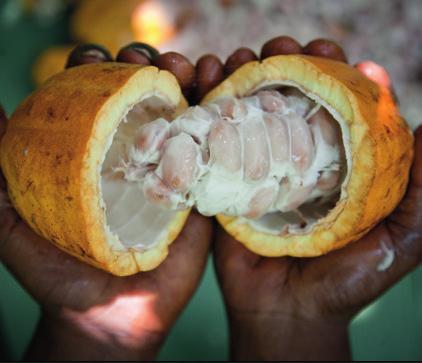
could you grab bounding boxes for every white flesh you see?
[101,87,347,252]
[101,96,179,251]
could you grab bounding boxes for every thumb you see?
[355,61,391,89]
[213,224,262,277]
[152,211,213,286]
[308,125,422,314]
[354,61,399,104]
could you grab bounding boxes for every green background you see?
[0,9,421,361]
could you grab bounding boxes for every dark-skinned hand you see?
[0,47,213,361]
[2,39,420,362]
[213,38,422,361]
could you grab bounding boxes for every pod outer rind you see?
[203,55,414,257]
[1,62,189,276]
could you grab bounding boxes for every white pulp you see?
[116,89,343,221]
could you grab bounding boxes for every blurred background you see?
[0,0,421,360]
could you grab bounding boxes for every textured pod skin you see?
[202,55,414,257]
[0,63,189,276]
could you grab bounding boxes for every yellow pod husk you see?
[202,55,414,257]
[1,63,189,276]
[0,55,414,275]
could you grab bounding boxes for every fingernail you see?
[195,54,224,102]
[153,52,195,92]
[260,36,302,59]
[355,61,391,89]
[303,39,348,63]
[65,44,113,68]
[116,42,159,65]
[224,47,258,76]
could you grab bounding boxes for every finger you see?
[116,42,159,65]
[224,47,258,76]
[385,124,422,237]
[306,221,419,317]
[213,224,261,275]
[354,61,400,104]
[0,104,93,299]
[0,104,6,190]
[385,125,422,237]
[0,218,121,312]
[153,52,195,98]
[152,211,213,288]
[306,126,422,313]
[0,104,6,139]
[260,36,302,59]
[0,194,18,250]
[65,44,113,69]
[411,125,422,186]
[160,211,213,267]
[303,39,347,63]
[195,54,224,101]
[0,103,7,188]
[1,104,9,190]
[0,217,95,301]
[0,104,20,257]
[354,61,391,89]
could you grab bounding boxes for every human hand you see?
[0,89,212,361]
[213,38,422,361]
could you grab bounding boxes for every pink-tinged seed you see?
[245,186,277,219]
[135,118,170,153]
[170,106,216,146]
[308,108,340,146]
[242,119,270,181]
[161,133,198,192]
[214,98,247,119]
[209,119,242,172]
[277,179,315,211]
[264,114,289,163]
[257,90,287,112]
[283,113,314,173]
[143,172,178,209]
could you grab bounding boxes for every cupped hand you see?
[213,42,422,361]
[0,62,213,360]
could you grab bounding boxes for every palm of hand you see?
[215,131,422,323]
[0,90,213,325]
[1,169,212,337]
